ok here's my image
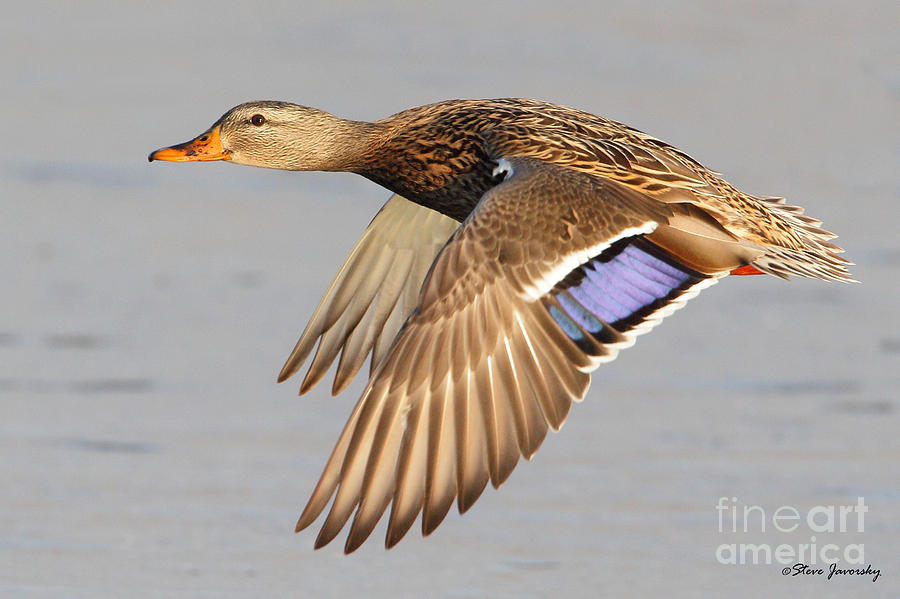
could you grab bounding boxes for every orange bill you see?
[148,125,230,162]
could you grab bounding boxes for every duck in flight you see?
[149,98,853,553]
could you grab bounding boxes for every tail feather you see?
[748,197,855,283]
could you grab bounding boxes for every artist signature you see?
[782,562,881,582]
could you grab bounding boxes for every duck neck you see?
[298,117,386,172]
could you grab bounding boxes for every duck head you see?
[148,101,372,171]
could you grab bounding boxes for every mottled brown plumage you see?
[149,98,853,553]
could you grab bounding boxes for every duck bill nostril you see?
[148,125,230,162]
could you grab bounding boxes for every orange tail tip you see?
[730,265,765,276]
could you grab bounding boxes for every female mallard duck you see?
[150,98,852,553]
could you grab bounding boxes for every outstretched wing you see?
[278,194,460,395]
[297,157,728,553]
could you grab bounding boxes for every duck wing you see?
[278,194,460,395]
[296,157,729,553]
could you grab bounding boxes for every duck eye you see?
[250,114,266,126]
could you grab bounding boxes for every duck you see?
[149,98,853,553]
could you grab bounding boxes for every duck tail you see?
[747,197,856,283]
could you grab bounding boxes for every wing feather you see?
[279,194,459,394]
[298,158,726,552]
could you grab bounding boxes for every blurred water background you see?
[1,1,898,597]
